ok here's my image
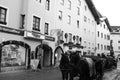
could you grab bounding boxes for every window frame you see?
[33,16,40,31]
[44,22,49,35]
[45,0,50,11]
[68,0,71,10]
[0,7,7,25]
[58,10,62,20]
[77,20,79,28]
[68,15,71,24]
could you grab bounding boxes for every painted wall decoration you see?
[1,44,26,67]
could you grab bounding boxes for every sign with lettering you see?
[45,36,55,41]
[0,26,24,36]
[24,31,45,40]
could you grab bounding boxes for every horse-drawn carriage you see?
[59,51,117,80]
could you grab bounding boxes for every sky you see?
[92,0,120,26]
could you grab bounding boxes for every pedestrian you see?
[37,54,42,69]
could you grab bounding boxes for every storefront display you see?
[1,44,25,67]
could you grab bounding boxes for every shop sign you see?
[45,36,55,41]
[24,31,45,40]
[0,25,24,35]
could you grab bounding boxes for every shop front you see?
[0,40,31,72]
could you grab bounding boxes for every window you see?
[78,0,81,6]
[0,7,7,25]
[39,0,41,3]
[101,33,103,38]
[45,0,50,10]
[77,7,80,15]
[44,23,49,35]
[69,33,72,42]
[60,0,64,5]
[88,18,90,23]
[104,24,105,29]
[68,0,71,10]
[33,16,40,31]
[84,41,86,48]
[118,46,120,50]
[97,43,99,50]
[107,35,110,40]
[118,41,120,43]
[84,16,87,22]
[77,20,79,28]
[68,15,71,24]
[101,44,103,50]
[20,14,25,29]
[104,45,106,50]
[76,36,79,43]
[58,10,62,20]
[85,5,87,11]
[84,28,86,33]
[89,42,90,49]
[98,31,99,37]
[104,34,106,39]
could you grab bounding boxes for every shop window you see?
[44,23,49,35]
[1,44,26,67]
[45,0,50,11]
[0,7,7,25]
[33,16,40,31]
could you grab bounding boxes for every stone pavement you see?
[0,67,62,80]
[103,69,120,80]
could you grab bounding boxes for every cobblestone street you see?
[0,68,62,80]
[0,62,120,80]
[103,62,120,80]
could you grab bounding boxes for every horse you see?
[59,52,71,80]
[88,56,105,80]
[69,52,96,80]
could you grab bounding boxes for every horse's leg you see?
[61,70,65,80]
[69,70,73,80]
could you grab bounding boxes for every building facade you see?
[0,0,103,72]
[110,26,120,58]
[96,18,111,55]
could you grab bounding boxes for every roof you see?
[110,26,120,33]
[104,18,112,32]
[85,0,100,24]
[111,26,120,30]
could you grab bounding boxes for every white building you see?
[0,0,104,72]
[110,26,120,57]
[96,17,111,56]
